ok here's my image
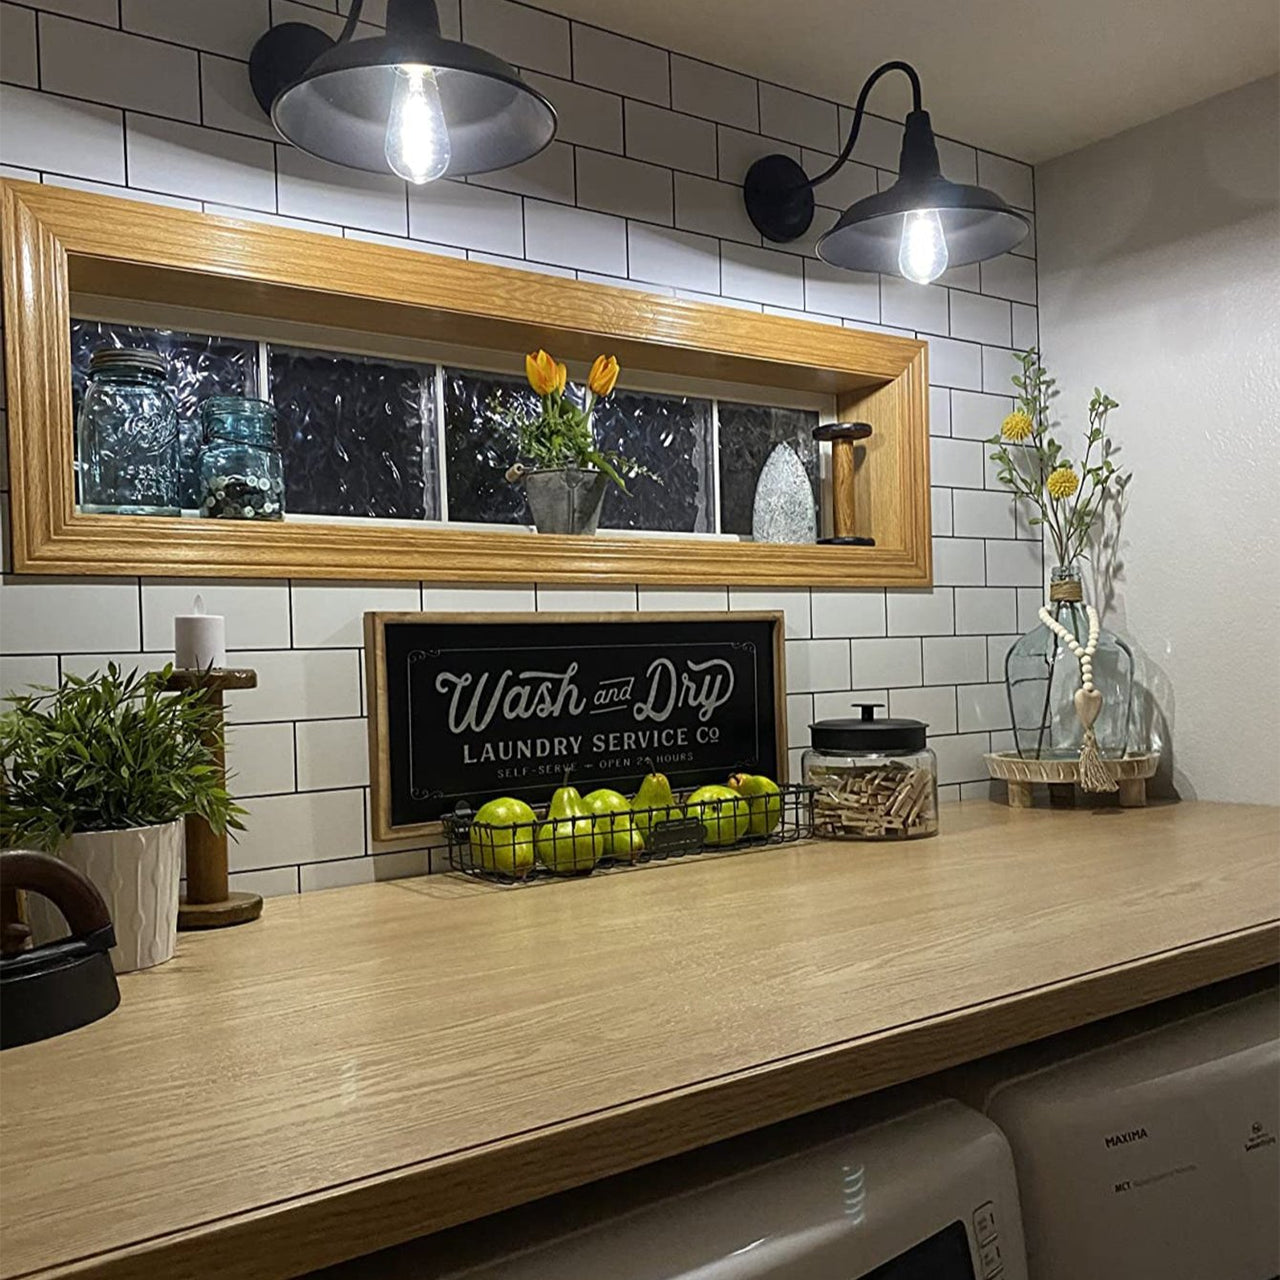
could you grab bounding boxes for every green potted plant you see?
[0,664,243,972]
[504,350,649,534]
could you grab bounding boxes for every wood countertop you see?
[2,801,1277,1280]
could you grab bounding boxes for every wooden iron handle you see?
[0,850,114,945]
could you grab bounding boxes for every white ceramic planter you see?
[26,821,184,973]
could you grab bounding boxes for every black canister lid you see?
[810,702,928,752]
[88,346,168,376]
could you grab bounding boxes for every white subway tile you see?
[938,262,981,292]
[537,585,637,611]
[935,136,977,184]
[720,242,803,308]
[949,290,1011,346]
[673,172,759,244]
[889,684,957,736]
[977,151,1034,210]
[301,847,432,891]
[930,436,984,490]
[421,583,535,611]
[1,4,37,87]
[760,83,838,152]
[810,588,886,639]
[290,581,420,648]
[786,638,850,693]
[0,86,123,183]
[954,587,1018,635]
[572,25,669,106]
[1012,217,1036,259]
[624,101,717,177]
[204,203,339,235]
[982,345,1022,394]
[812,688,887,720]
[851,637,922,688]
[980,253,1036,305]
[471,141,575,205]
[729,587,810,639]
[277,147,406,233]
[31,0,118,24]
[932,732,991,785]
[141,579,291,654]
[344,228,465,257]
[937,783,962,805]
[229,866,299,897]
[58,651,167,680]
[122,0,268,58]
[923,336,982,390]
[270,1,380,40]
[932,536,986,586]
[199,52,276,141]
[803,260,878,322]
[800,150,877,212]
[987,635,1019,682]
[47,174,200,210]
[953,488,1016,539]
[577,270,669,293]
[881,277,948,336]
[931,488,953,537]
[923,635,988,686]
[127,115,275,210]
[40,14,199,120]
[886,588,954,637]
[231,788,365,871]
[1012,302,1039,351]
[838,108,902,170]
[1016,587,1044,633]
[0,577,139,653]
[985,539,1042,588]
[461,0,569,75]
[671,56,757,131]
[525,199,625,274]
[786,691,814,749]
[576,150,672,224]
[951,389,1012,440]
[717,124,799,185]
[0,654,59,698]
[928,385,951,437]
[637,587,729,611]
[627,223,719,293]
[957,682,1010,734]
[226,721,295,797]
[224,649,361,722]
[524,73,621,153]
[409,179,522,255]
[475,252,574,278]
[295,717,369,791]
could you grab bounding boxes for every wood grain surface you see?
[1,801,1276,1280]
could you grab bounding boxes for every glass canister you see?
[197,397,285,520]
[803,704,938,840]
[76,347,179,515]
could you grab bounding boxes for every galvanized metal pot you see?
[521,468,609,535]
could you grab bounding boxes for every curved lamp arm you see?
[808,60,923,190]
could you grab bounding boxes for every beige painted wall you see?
[1037,76,1279,803]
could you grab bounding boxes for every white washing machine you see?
[973,986,1279,1280]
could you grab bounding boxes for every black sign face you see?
[368,613,784,834]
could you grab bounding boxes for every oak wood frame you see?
[364,610,788,841]
[1,180,932,586]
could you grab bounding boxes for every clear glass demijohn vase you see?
[1005,565,1135,760]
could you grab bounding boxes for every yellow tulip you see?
[553,361,567,396]
[525,349,561,397]
[587,354,620,397]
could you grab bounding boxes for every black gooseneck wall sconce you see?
[249,0,556,184]
[744,61,1029,283]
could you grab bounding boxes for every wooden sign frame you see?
[364,611,787,842]
[1,179,932,588]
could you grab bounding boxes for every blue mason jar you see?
[197,397,285,520]
[76,347,179,515]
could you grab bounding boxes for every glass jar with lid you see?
[197,397,285,520]
[803,704,938,840]
[76,347,179,515]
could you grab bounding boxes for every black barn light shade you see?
[249,0,556,183]
[743,61,1029,283]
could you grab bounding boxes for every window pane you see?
[70,320,257,509]
[443,367,534,525]
[269,346,436,521]
[717,401,820,537]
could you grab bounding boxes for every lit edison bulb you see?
[385,64,451,184]
[898,208,948,284]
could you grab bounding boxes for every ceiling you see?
[540,0,1280,162]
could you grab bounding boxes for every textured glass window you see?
[717,401,820,536]
[269,346,436,521]
[70,320,257,508]
[442,367,534,525]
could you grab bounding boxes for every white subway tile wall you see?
[0,0,1040,889]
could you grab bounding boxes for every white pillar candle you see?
[174,595,226,670]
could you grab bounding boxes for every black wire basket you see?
[442,783,816,885]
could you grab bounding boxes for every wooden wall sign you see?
[365,612,786,841]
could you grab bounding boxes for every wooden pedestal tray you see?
[985,751,1160,809]
[164,668,261,929]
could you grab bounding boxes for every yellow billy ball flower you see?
[525,349,561,397]
[587,354,620,397]
[1046,466,1080,500]
[1001,410,1034,442]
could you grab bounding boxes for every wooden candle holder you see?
[164,668,262,930]
[813,421,876,545]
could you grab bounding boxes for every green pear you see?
[686,783,750,847]
[536,784,604,874]
[470,796,536,875]
[632,769,680,836]
[584,788,644,862]
[728,772,782,835]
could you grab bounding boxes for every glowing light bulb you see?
[385,65,450,184]
[898,208,948,284]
